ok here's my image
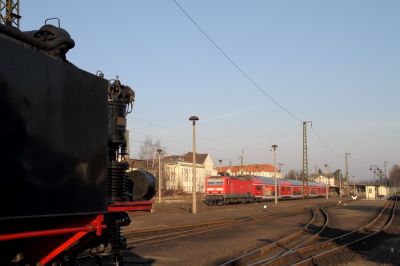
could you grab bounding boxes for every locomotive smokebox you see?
[128,170,156,201]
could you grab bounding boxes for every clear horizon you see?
[23,1,399,182]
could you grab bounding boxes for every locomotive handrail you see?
[0,23,75,50]
[0,214,106,242]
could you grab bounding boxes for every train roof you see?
[251,176,275,185]
[283,179,326,186]
[249,176,326,186]
[207,175,251,181]
[207,175,326,186]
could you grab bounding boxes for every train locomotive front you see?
[205,176,254,205]
[0,22,156,265]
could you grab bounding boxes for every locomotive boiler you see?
[0,20,156,265]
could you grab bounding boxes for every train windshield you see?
[207,179,224,186]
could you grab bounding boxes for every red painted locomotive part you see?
[39,231,87,266]
[0,214,106,241]
[38,214,105,265]
[107,200,153,212]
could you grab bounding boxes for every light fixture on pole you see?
[157,148,163,204]
[271,145,278,205]
[218,159,223,175]
[189,116,199,214]
[369,165,379,185]
[324,164,329,199]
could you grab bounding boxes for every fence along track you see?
[260,198,395,266]
[219,207,328,266]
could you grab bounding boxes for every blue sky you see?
[22,1,399,181]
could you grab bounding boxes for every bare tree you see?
[138,136,165,171]
[285,169,301,180]
[333,169,343,186]
[390,165,400,186]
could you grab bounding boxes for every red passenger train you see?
[205,175,328,205]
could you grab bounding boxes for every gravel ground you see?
[123,197,397,266]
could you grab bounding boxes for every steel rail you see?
[219,207,328,266]
[292,198,397,266]
[126,210,304,248]
[124,211,292,237]
[246,208,329,266]
[260,198,394,266]
[128,219,250,247]
[126,200,350,251]
[124,219,232,237]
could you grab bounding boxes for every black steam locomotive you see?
[0,21,156,265]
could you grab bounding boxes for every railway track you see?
[219,207,328,266]
[125,200,351,249]
[125,209,307,248]
[233,197,396,266]
[289,197,397,266]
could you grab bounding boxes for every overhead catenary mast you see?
[0,0,20,28]
[240,149,244,175]
[345,152,350,196]
[302,121,312,198]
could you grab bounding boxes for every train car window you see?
[264,187,273,196]
[208,181,223,185]
[293,187,302,195]
[310,188,317,195]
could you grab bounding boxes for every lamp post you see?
[189,116,199,214]
[157,148,163,204]
[324,164,329,199]
[271,145,278,205]
[370,165,379,185]
[218,159,223,175]
[338,170,342,199]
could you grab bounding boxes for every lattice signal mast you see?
[0,0,20,28]
[302,121,312,197]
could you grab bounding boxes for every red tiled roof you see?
[162,152,208,165]
[219,164,276,174]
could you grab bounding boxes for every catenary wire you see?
[172,0,302,124]
[172,0,351,162]
[309,127,340,157]
[133,116,247,148]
